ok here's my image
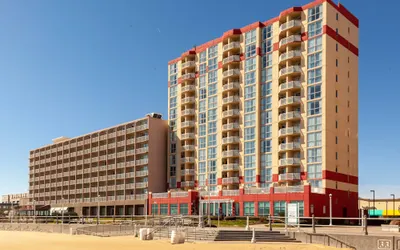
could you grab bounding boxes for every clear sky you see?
[0,0,398,200]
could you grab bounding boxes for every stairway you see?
[215,230,300,243]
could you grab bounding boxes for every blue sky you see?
[0,0,398,199]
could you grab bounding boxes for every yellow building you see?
[160,0,359,217]
[359,197,400,217]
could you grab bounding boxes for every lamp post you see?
[198,191,203,228]
[370,190,375,216]
[390,194,395,217]
[97,194,100,225]
[329,194,332,226]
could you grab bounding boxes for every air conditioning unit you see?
[146,113,162,119]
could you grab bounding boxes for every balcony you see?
[279,142,301,151]
[279,96,301,107]
[279,65,302,77]
[223,69,240,78]
[279,158,301,166]
[279,111,301,122]
[222,55,240,65]
[222,177,239,185]
[222,82,240,92]
[181,73,195,81]
[136,170,148,177]
[182,169,195,175]
[171,191,189,198]
[181,121,195,128]
[279,80,301,92]
[127,127,135,133]
[245,187,270,194]
[181,157,195,163]
[274,185,304,193]
[222,122,240,131]
[222,109,240,118]
[152,192,168,198]
[279,126,301,136]
[181,181,194,187]
[181,97,195,105]
[223,42,241,52]
[181,109,195,116]
[181,85,196,93]
[136,158,148,165]
[136,182,148,188]
[181,133,195,140]
[222,163,240,171]
[136,194,147,200]
[280,20,302,32]
[222,189,240,196]
[279,50,302,63]
[199,190,219,197]
[136,124,148,131]
[311,187,325,194]
[222,150,240,158]
[136,135,149,143]
[279,35,302,47]
[279,173,301,181]
[136,147,148,154]
[181,61,196,70]
[222,136,240,144]
[182,145,195,151]
[223,96,240,105]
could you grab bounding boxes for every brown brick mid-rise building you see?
[29,114,167,216]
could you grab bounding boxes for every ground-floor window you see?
[274,201,286,216]
[180,203,188,215]
[151,204,158,215]
[258,202,270,217]
[170,204,178,215]
[244,202,255,216]
[234,203,240,216]
[160,204,168,215]
[289,201,304,217]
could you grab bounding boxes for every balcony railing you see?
[245,188,270,194]
[135,194,147,200]
[136,158,148,165]
[223,96,240,104]
[136,170,148,177]
[311,187,325,194]
[182,169,195,175]
[279,96,301,107]
[279,65,302,76]
[279,126,301,136]
[181,133,195,140]
[126,150,135,156]
[182,145,195,151]
[222,136,240,144]
[222,163,240,171]
[171,191,189,198]
[153,192,168,198]
[279,80,302,92]
[222,177,239,184]
[279,50,302,62]
[181,121,195,128]
[279,142,301,151]
[222,109,240,118]
[181,109,195,116]
[136,147,148,154]
[180,181,194,187]
[274,185,304,193]
[222,150,240,158]
[136,124,148,131]
[199,191,219,197]
[181,97,195,104]
[181,61,196,69]
[223,42,240,51]
[279,35,302,47]
[280,20,302,32]
[181,73,195,81]
[222,189,240,196]
[279,111,301,121]
[222,122,240,131]
[222,82,240,92]
[136,182,148,188]
[279,158,301,166]
[223,69,240,78]
[222,55,240,65]
[181,157,195,163]
[279,173,301,181]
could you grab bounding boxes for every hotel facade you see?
[151,0,359,217]
[28,114,167,216]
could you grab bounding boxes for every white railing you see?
[279,50,302,62]
[222,55,240,64]
[181,133,195,140]
[245,188,270,194]
[136,124,149,131]
[181,109,195,116]
[274,185,304,193]
[222,177,240,184]
[222,150,240,157]
[223,69,240,78]
[181,97,195,104]
[136,135,149,143]
[136,158,149,165]
[181,73,195,80]
[136,170,148,177]
[222,82,240,91]
[181,61,196,69]
[181,121,195,128]
[279,142,301,151]
[182,169,195,175]
[223,42,240,51]
[135,194,147,200]
[279,65,302,76]
[279,158,301,166]
[182,145,195,151]
[171,191,189,198]
[135,147,148,154]
[311,187,326,194]
[279,173,301,181]
[280,20,302,32]
[222,189,240,196]
[180,181,194,187]
[152,192,168,198]
[222,109,240,118]
[222,122,240,131]
[279,96,301,106]
[181,157,195,163]
[279,111,301,121]
[222,136,240,144]
[136,182,148,188]
[199,191,219,197]
[223,96,240,104]
[279,126,301,136]
[279,34,302,47]
[222,164,240,171]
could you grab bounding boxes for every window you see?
[336,13,339,20]
[308,36,322,53]
[208,96,217,109]
[208,45,218,58]
[170,204,178,215]
[179,204,188,215]
[308,68,322,84]
[308,164,322,179]
[336,105,338,113]
[169,97,177,108]
[308,20,322,37]
[245,85,256,99]
[208,83,217,96]
[151,204,158,215]
[208,147,217,159]
[261,140,272,153]
[244,202,255,216]
[169,86,177,97]
[307,132,322,147]
[199,51,207,63]
[290,201,304,217]
[245,71,256,85]
[244,127,255,140]
[208,121,217,134]
[208,57,217,71]
[261,96,272,110]
[262,39,272,54]
[244,113,256,127]
[245,44,257,58]
[261,125,272,139]
[199,100,206,112]
[199,64,206,75]
[258,202,270,216]
[262,82,272,96]
[336,74,338,82]
[199,150,206,162]
[262,68,273,82]
[308,148,322,163]
[308,4,322,22]
[169,74,177,86]
[169,63,177,75]
[199,137,206,148]
[244,141,255,154]
[207,134,217,146]
[245,29,257,44]
[199,75,206,88]
[208,109,217,121]
[262,26,272,39]
[262,53,272,67]
[336,152,338,160]
[245,57,256,72]
[261,111,272,124]
[199,88,207,100]
[207,160,217,172]
[169,155,176,165]
[208,173,216,185]
[308,85,321,100]
[310,179,322,188]
[261,166,272,180]
[335,90,338,98]
[199,124,206,136]
[336,59,338,67]
[307,100,322,115]
[160,204,168,215]
[244,155,256,169]
[169,108,176,119]
[335,120,338,129]
[245,99,256,113]
[245,169,256,183]
[208,71,218,84]
[336,136,338,144]
[274,201,286,216]
[199,113,206,124]
[308,52,322,69]
[198,174,206,186]
[336,43,338,51]
[170,143,176,153]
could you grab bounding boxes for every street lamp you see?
[97,194,100,225]
[390,194,395,217]
[370,190,375,216]
[329,194,332,226]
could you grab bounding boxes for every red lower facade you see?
[148,186,358,218]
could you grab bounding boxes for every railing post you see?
[245,216,250,231]
[251,228,256,243]
[268,214,272,231]
[312,214,316,234]
[363,215,368,236]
